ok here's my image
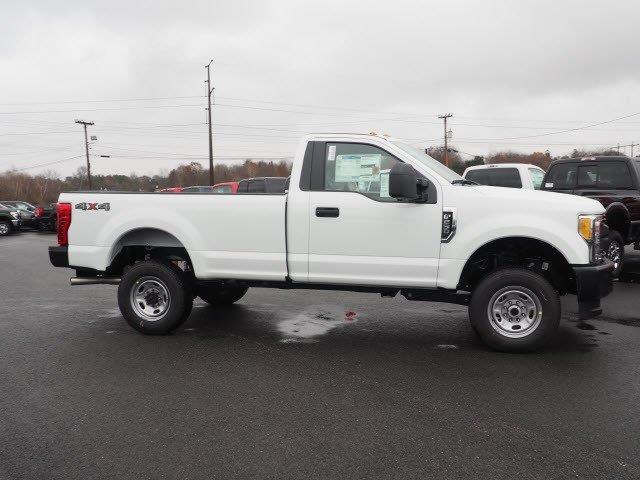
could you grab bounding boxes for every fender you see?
[605,202,631,236]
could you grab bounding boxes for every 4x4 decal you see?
[75,202,110,211]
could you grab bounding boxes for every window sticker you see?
[334,154,381,183]
[327,145,336,162]
[379,169,391,198]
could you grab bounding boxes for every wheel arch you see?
[107,227,194,276]
[605,202,631,238]
[457,236,574,294]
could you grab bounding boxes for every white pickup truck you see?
[49,134,613,352]
[463,163,546,190]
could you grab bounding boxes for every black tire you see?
[469,268,561,352]
[0,221,11,236]
[605,230,625,278]
[117,260,193,335]
[199,286,248,306]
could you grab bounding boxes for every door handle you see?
[315,207,340,218]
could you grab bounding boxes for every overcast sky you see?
[1,0,639,177]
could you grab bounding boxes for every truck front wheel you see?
[198,286,248,306]
[469,268,560,352]
[118,260,193,334]
[605,230,625,278]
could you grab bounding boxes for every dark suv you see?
[236,177,289,193]
[541,156,640,275]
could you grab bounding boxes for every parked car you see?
[0,203,21,236]
[158,187,183,193]
[1,200,38,228]
[211,181,239,193]
[541,156,640,277]
[48,133,613,352]
[34,203,58,231]
[463,164,546,190]
[237,177,288,193]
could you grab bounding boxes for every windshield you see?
[391,141,464,183]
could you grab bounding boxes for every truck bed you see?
[60,191,288,280]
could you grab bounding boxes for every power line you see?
[0,104,203,115]
[0,95,203,106]
[9,154,84,172]
[459,111,640,141]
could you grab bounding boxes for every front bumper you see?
[573,260,614,320]
[49,246,69,268]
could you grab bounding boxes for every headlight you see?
[578,214,602,242]
[578,214,603,263]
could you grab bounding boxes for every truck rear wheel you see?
[469,268,560,352]
[199,286,248,306]
[118,260,193,334]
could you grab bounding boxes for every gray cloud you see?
[1,0,639,176]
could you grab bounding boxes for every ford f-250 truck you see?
[49,134,613,352]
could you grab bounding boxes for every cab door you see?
[307,142,442,288]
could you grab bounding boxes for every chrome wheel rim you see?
[0,223,8,235]
[607,241,622,270]
[487,286,542,338]
[130,276,170,321]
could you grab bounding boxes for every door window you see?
[544,163,577,189]
[323,143,403,201]
[528,168,545,189]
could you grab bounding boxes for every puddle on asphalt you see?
[277,305,358,343]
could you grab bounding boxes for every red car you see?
[211,182,239,193]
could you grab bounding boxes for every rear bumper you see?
[49,246,69,268]
[573,260,614,320]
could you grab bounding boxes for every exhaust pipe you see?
[70,277,121,286]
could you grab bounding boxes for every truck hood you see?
[467,185,604,214]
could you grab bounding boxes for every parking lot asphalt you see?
[1,232,640,480]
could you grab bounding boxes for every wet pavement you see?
[1,233,639,479]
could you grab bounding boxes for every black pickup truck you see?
[541,156,640,276]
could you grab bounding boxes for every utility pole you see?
[631,142,635,157]
[438,113,453,167]
[75,120,94,189]
[205,59,214,185]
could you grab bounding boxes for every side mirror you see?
[389,163,429,202]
